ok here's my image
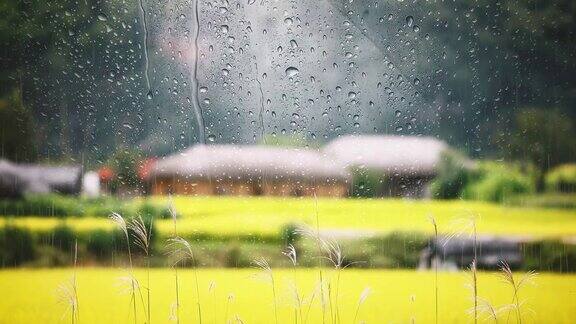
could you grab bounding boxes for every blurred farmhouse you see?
[146,135,453,198]
[147,145,351,197]
[324,135,449,197]
[0,135,466,199]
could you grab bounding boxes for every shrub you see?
[545,164,576,193]
[522,241,576,273]
[138,200,171,219]
[50,224,76,251]
[462,161,536,203]
[505,193,576,209]
[369,232,428,268]
[105,148,144,193]
[86,230,117,260]
[429,150,472,199]
[351,167,386,198]
[0,226,35,266]
[0,195,172,220]
[280,223,301,246]
[0,194,82,217]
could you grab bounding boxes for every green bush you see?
[0,194,82,217]
[86,230,117,260]
[138,201,171,220]
[522,241,576,273]
[429,151,471,199]
[280,223,301,246]
[545,164,576,193]
[462,162,536,203]
[0,226,35,266]
[369,232,428,268]
[0,195,172,220]
[351,168,386,197]
[50,224,76,251]
[505,193,576,209]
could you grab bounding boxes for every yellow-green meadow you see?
[0,268,574,323]
[2,196,576,238]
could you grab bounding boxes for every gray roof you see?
[0,159,83,198]
[149,144,351,182]
[323,135,448,176]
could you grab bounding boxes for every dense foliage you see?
[1,0,574,166]
[429,151,471,199]
[462,162,536,202]
[0,194,170,218]
[545,164,576,192]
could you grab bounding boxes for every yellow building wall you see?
[150,178,348,198]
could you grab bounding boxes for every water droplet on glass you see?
[97,14,108,21]
[207,134,216,142]
[406,16,414,27]
[285,67,299,77]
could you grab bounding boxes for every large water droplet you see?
[406,16,414,27]
[207,134,216,142]
[285,67,299,77]
[97,14,108,21]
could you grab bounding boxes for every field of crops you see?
[2,196,576,238]
[0,268,574,323]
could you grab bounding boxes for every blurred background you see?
[0,0,576,322]
[1,0,576,269]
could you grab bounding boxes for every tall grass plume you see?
[167,236,203,324]
[252,257,279,324]
[499,260,537,324]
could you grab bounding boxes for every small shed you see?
[418,237,522,271]
[0,159,83,198]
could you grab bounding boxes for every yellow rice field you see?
[0,268,574,323]
[2,196,576,238]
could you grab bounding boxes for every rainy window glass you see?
[1,0,575,323]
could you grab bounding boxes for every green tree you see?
[501,108,576,172]
[0,89,36,162]
[106,147,144,193]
